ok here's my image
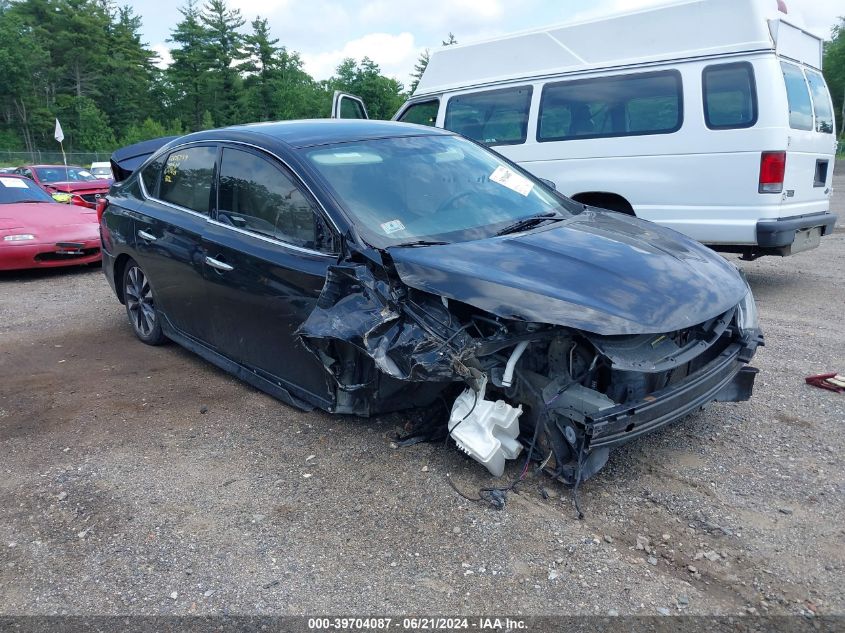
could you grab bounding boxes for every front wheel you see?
[123,259,167,345]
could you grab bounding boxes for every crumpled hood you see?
[388,209,748,335]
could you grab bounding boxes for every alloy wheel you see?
[125,266,156,337]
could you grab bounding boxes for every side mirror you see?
[538,178,557,191]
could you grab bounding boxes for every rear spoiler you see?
[110,136,178,182]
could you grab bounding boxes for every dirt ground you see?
[0,168,843,617]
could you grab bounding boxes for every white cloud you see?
[151,43,173,69]
[228,0,292,16]
[301,32,422,82]
[359,0,504,40]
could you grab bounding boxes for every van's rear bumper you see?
[756,212,837,248]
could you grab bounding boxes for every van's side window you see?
[780,62,813,131]
[804,69,834,134]
[444,87,532,146]
[398,100,439,127]
[702,62,757,129]
[538,70,682,142]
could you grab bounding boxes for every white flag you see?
[54,118,64,143]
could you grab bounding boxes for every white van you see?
[334,0,838,258]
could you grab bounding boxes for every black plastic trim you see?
[756,212,838,248]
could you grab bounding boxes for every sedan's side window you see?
[159,146,217,214]
[217,147,333,252]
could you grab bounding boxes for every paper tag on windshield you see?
[0,177,28,188]
[489,165,533,196]
[380,219,406,234]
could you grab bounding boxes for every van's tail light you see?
[96,197,109,222]
[759,151,786,194]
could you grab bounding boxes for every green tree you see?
[101,6,158,143]
[0,5,51,152]
[240,17,280,121]
[823,17,845,138]
[409,49,429,94]
[201,0,245,126]
[330,57,405,120]
[167,0,214,131]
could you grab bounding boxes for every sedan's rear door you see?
[201,145,337,407]
[133,144,217,343]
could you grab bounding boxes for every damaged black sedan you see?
[100,120,763,484]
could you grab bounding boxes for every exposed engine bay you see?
[297,261,763,485]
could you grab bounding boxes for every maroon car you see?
[14,164,110,210]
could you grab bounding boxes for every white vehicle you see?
[334,0,837,258]
[89,161,113,179]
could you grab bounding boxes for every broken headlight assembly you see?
[736,287,759,336]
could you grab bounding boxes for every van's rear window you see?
[781,62,813,131]
[537,70,682,142]
[445,87,533,146]
[702,62,757,129]
[805,69,834,134]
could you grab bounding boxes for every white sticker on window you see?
[380,219,406,234]
[489,165,534,196]
[0,177,28,188]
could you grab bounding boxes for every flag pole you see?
[60,140,67,182]
[54,118,67,182]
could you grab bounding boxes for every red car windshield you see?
[34,166,98,183]
[0,177,56,204]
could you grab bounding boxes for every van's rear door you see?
[331,92,369,119]
[778,60,836,219]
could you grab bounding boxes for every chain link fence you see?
[0,150,116,168]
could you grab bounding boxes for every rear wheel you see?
[123,259,166,345]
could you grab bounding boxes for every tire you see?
[122,259,167,345]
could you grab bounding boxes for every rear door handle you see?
[205,256,234,272]
[137,229,157,241]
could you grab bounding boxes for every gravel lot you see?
[0,166,843,617]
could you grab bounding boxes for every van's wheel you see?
[123,259,167,345]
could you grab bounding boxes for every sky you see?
[127,0,845,85]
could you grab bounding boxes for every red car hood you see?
[47,179,111,192]
[0,202,98,236]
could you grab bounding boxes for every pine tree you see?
[409,49,430,94]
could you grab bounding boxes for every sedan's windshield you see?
[304,134,575,246]
[34,166,98,183]
[0,177,55,204]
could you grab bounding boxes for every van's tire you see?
[571,193,635,215]
[122,258,167,346]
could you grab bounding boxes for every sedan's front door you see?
[202,145,337,407]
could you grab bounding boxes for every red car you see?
[0,174,101,270]
[14,164,111,210]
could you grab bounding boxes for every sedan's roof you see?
[193,119,453,149]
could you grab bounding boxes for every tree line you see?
[2,0,842,157]
[0,0,441,154]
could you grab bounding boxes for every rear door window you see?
[780,62,813,131]
[804,69,834,134]
[397,100,439,126]
[445,87,533,146]
[217,147,333,252]
[538,70,682,141]
[159,146,217,214]
[702,62,757,129]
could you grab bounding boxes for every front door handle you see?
[205,256,234,272]
[137,229,157,241]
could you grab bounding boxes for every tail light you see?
[96,197,109,222]
[759,151,786,194]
